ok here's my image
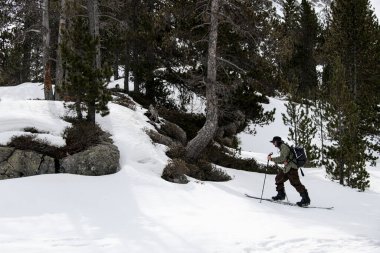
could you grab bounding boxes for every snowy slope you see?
[0,82,379,253]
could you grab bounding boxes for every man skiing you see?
[267,136,311,207]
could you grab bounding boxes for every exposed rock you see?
[160,120,187,145]
[148,104,160,123]
[0,150,55,179]
[0,133,120,179]
[60,143,120,176]
[146,129,179,147]
[39,156,56,174]
[0,147,14,162]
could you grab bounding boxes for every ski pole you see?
[260,152,273,203]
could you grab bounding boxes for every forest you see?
[0,0,379,191]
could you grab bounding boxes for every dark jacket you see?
[271,143,298,173]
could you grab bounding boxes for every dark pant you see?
[275,169,306,193]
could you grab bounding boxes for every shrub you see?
[196,159,231,182]
[114,94,136,110]
[203,144,277,174]
[23,127,49,134]
[6,120,109,160]
[162,159,189,184]
[7,135,64,158]
[62,121,103,155]
[129,92,155,108]
[158,108,205,140]
[159,121,187,145]
[166,144,187,159]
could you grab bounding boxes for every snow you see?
[0,83,70,147]
[238,96,289,155]
[0,82,379,253]
[370,0,380,20]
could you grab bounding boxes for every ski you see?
[245,194,334,210]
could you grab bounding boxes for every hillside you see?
[0,82,379,253]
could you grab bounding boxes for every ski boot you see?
[272,190,286,201]
[296,191,311,207]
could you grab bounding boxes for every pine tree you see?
[298,0,319,97]
[0,0,42,85]
[282,98,319,166]
[323,57,369,191]
[312,82,329,166]
[61,16,111,124]
[322,0,379,190]
[328,0,380,141]
[277,0,301,92]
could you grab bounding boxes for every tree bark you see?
[42,0,54,100]
[55,0,67,100]
[87,0,101,124]
[185,0,220,161]
[87,102,96,124]
[113,50,119,80]
[87,0,101,69]
[124,45,130,92]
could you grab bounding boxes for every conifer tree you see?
[282,97,319,166]
[312,82,329,165]
[298,0,319,97]
[323,57,369,191]
[61,16,111,124]
[277,0,301,92]
[0,0,42,85]
[322,0,379,190]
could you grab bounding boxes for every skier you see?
[267,136,311,207]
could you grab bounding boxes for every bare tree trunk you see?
[131,0,140,93]
[113,51,119,80]
[87,0,101,124]
[185,0,220,161]
[88,0,101,69]
[55,0,67,100]
[337,111,344,185]
[319,100,324,164]
[124,45,130,92]
[43,0,54,100]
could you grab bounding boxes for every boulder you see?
[60,143,120,176]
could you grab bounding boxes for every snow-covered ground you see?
[0,82,379,253]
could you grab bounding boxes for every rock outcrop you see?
[0,147,55,179]
[0,133,120,179]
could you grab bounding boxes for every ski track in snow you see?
[0,82,379,253]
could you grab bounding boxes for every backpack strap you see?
[284,143,298,168]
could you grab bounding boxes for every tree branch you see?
[217,57,247,73]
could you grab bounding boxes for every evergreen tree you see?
[0,0,42,85]
[323,57,369,191]
[282,98,319,166]
[276,0,320,98]
[298,0,319,97]
[328,0,380,142]
[322,0,379,190]
[61,16,111,124]
[312,82,329,165]
[277,0,301,92]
